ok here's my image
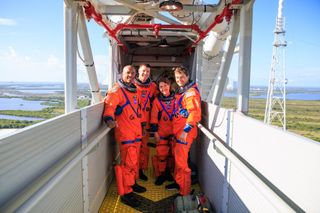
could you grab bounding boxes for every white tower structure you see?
[264,0,287,130]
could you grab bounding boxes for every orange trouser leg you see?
[156,140,170,173]
[167,138,175,172]
[135,141,141,180]
[139,133,150,170]
[115,165,124,195]
[152,139,170,176]
[117,143,139,195]
[174,137,193,195]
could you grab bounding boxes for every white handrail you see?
[17,127,111,212]
[198,123,305,213]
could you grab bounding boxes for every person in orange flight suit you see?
[103,65,146,208]
[165,66,201,196]
[150,77,175,185]
[134,64,158,181]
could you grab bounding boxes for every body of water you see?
[224,92,320,100]
[18,89,63,94]
[0,98,49,111]
[0,114,44,121]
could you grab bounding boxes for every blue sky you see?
[0,0,319,87]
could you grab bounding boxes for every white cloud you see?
[0,47,64,82]
[0,47,110,83]
[0,18,17,26]
[8,46,16,57]
[47,55,60,65]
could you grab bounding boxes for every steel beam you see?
[78,8,103,104]
[64,2,78,113]
[98,5,133,15]
[207,11,240,104]
[237,3,253,114]
[113,0,181,24]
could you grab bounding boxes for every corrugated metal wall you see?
[0,103,115,212]
[0,111,82,211]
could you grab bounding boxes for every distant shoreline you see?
[0,81,319,89]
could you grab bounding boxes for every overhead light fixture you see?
[137,42,150,47]
[159,38,169,48]
[159,0,183,11]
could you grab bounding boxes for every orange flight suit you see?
[150,93,175,177]
[103,80,142,195]
[173,81,201,195]
[135,78,158,171]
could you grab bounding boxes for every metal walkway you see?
[99,144,200,213]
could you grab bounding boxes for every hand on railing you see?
[142,125,147,137]
[154,132,160,143]
[106,120,117,128]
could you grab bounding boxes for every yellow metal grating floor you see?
[99,145,200,213]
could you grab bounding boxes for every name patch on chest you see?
[141,90,147,98]
[165,101,172,109]
[133,95,137,105]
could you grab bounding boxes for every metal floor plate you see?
[99,146,200,212]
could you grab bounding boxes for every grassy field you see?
[0,96,319,142]
[221,98,320,142]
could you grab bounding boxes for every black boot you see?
[154,174,166,186]
[120,192,141,207]
[165,181,180,190]
[165,168,174,182]
[132,182,146,193]
[139,169,148,181]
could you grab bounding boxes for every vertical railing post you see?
[221,110,234,212]
[80,109,89,213]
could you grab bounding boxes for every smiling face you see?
[138,65,151,83]
[159,81,171,96]
[122,65,136,84]
[175,71,189,87]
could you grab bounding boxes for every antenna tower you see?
[264,0,287,130]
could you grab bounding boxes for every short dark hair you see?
[157,77,171,86]
[122,65,136,73]
[139,64,151,69]
[173,66,189,77]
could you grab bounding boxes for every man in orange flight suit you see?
[165,66,201,196]
[150,77,175,185]
[134,64,158,181]
[103,65,146,208]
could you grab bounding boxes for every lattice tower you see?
[264,0,287,130]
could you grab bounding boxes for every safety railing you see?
[197,123,305,213]
[17,126,111,212]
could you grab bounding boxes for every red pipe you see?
[186,2,235,54]
[113,23,204,34]
[83,0,241,54]
[84,2,127,52]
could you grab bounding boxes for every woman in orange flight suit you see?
[165,66,201,196]
[103,65,146,208]
[150,77,175,185]
[134,64,158,181]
